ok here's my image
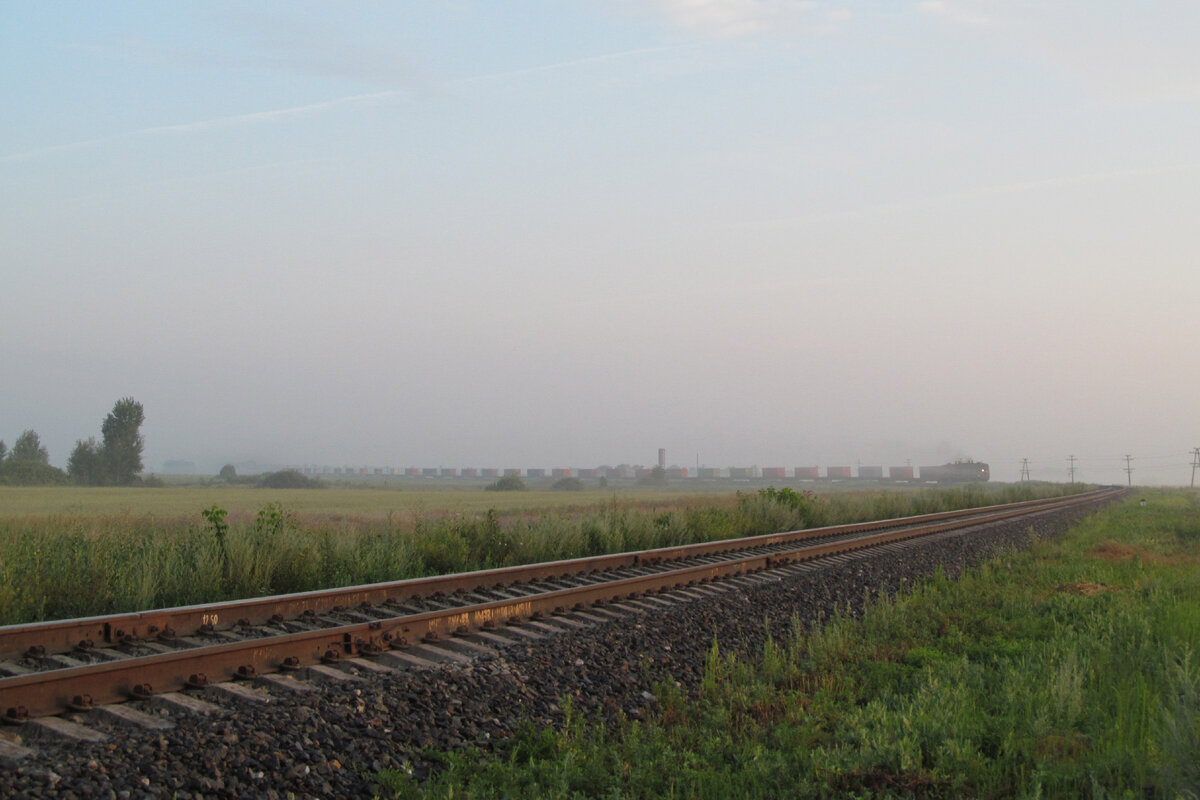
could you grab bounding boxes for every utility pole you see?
[1019,458,1031,482]
[1190,447,1199,488]
[1123,454,1134,487]
[1067,454,1077,484]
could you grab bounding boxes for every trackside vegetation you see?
[0,484,1078,625]
[379,489,1199,799]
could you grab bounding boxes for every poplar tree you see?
[11,430,49,464]
[101,397,145,485]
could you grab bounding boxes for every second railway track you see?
[0,489,1121,724]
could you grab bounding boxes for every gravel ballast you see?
[0,499,1114,799]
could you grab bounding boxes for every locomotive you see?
[917,460,990,483]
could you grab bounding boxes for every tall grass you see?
[0,483,1085,625]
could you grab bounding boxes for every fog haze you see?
[3,2,1198,485]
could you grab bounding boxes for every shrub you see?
[0,460,69,486]
[258,469,323,489]
[486,475,527,492]
[551,477,585,491]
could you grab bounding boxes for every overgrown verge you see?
[392,489,1199,799]
[0,483,1084,625]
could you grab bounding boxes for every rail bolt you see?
[186,673,208,689]
[269,614,284,624]
[157,626,176,641]
[75,639,94,652]
[280,656,301,671]
[24,645,46,659]
[506,616,522,626]
[321,650,341,664]
[236,665,257,679]
[3,706,28,725]
[69,694,93,711]
[454,625,470,636]
[423,631,439,642]
[481,620,495,630]
[131,684,153,700]
[389,636,409,650]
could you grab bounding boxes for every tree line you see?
[0,398,146,486]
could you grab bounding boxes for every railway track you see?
[0,489,1120,729]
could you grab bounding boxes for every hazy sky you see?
[3,1,1198,485]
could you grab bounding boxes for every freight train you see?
[299,460,991,483]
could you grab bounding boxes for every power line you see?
[1123,454,1134,487]
[1019,458,1031,482]
[1067,454,1077,484]
[1191,447,1199,489]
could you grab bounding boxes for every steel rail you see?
[0,490,1109,664]
[0,489,1121,720]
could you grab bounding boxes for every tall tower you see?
[658,448,666,469]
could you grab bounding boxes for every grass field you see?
[0,485,698,519]
[0,482,1082,626]
[389,488,1200,799]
